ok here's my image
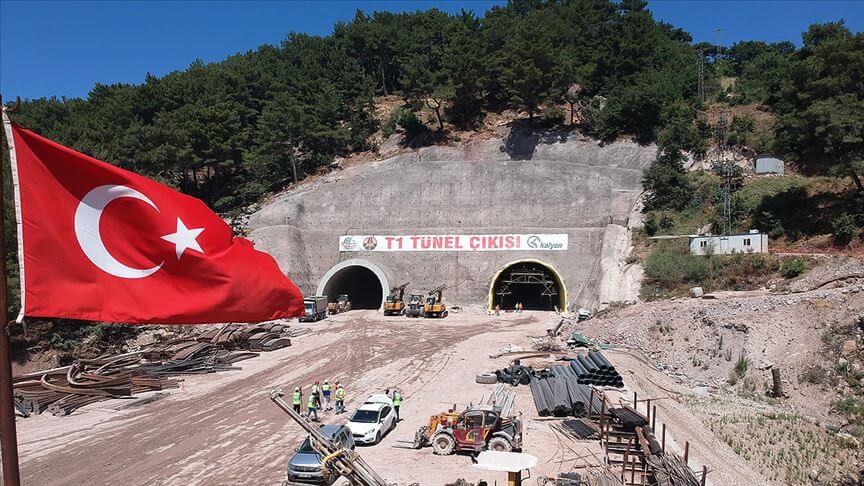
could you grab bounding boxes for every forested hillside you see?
[1,0,862,362]
[5,1,861,216]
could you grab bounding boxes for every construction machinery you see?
[383,283,409,316]
[404,294,424,318]
[412,404,522,455]
[270,388,390,486]
[423,285,448,318]
[300,295,328,322]
[327,294,352,315]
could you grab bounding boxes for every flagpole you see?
[0,96,22,486]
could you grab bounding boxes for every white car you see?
[346,395,396,445]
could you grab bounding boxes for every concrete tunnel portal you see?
[316,259,390,310]
[489,259,567,312]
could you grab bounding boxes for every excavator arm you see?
[395,282,409,301]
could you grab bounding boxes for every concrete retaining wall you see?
[248,130,656,311]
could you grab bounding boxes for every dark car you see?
[286,424,355,484]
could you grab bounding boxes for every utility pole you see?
[714,28,724,58]
[698,48,706,102]
[715,114,733,236]
[0,96,22,486]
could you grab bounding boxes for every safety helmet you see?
[294,387,300,391]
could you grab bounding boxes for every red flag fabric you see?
[3,121,304,324]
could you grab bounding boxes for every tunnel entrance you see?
[317,259,390,310]
[489,260,566,312]
[320,265,383,309]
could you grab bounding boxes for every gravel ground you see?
[14,308,768,485]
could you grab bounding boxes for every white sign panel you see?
[338,234,568,252]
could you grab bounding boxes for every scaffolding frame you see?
[494,267,559,299]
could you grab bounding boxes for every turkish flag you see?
[4,122,305,324]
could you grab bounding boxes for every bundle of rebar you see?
[645,453,700,486]
[483,384,516,416]
[568,351,624,387]
[550,418,600,440]
[14,321,292,417]
[585,469,625,486]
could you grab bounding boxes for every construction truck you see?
[300,295,328,322]
[383,283,409,316]
[423,285,447,318]
[412,404,522,455]
[327,294,352,315]
[269,389,390,486]
[404,294,424,318]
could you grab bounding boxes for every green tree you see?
[496,11,565,119]
[642,147,694,212]
[727,115,756,148]
[398,10,453,130]
[442,11,487,128]
[774,22,864,191]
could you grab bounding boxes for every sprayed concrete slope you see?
[248,130,656,310]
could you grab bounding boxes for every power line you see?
[714,114,734,236]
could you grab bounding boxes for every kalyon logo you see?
[527,235,563,250]
[363,236,378,250]
[341,236,358,250]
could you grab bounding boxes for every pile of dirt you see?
[566,258,864,484]
[570,281,864,418]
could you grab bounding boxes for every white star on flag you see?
[161,218,205,260]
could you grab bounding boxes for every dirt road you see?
[16,310,764,485]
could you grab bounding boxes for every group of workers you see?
[492,302,525,316]
[290,382,404,423]
[292,380,347,421]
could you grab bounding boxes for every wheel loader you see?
[327,294,352,315]
[412,404,522,455]
[423,285,448,318]
[383,283,409,316]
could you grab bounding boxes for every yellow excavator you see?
[423,285,448,318]
[383,282,409,316]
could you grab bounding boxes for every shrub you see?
[383,107,427,139]
[734,352,750,379]
[781,259,807,278]
[831,213,858,245]
[799,365,828,385]
[644,211,679,236]
[833,397,864,423]
[644,249,709,288]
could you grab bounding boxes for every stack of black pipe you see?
[495,362,533,386]
[569,351,623,387]
[551,365,605,415]
[528,366,605,417]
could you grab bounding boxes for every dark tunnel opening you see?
[321,265,383,309]
[492,262,561,311]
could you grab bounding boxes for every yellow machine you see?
[327,294,352,315]
[383,282,409,316]
[412,405,522,454]
[423,285,448,318]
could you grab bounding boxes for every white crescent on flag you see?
[73,184,164,279]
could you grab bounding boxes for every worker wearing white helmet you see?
[291,386,302,414]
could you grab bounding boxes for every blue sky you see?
[1,0,862,100]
